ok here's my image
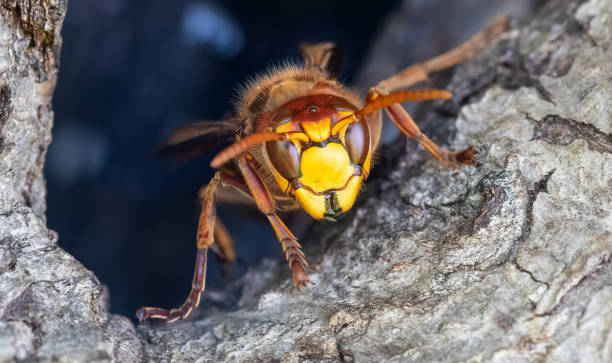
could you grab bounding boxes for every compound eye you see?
[344,121,370,165]
[266,140,301,180]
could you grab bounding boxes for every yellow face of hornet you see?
[265,107,372,222]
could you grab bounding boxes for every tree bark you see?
[0,0,610,362]
[0,1,142,362]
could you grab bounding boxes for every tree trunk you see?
[1,0,610,362]
[0,1,142,361]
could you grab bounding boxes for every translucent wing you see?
[155,119,240,163]
[298,42,344,78]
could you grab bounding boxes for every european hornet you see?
[137,16,508,323]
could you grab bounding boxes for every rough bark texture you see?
[1,0,611,362]
[0,1,141,362]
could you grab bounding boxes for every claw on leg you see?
[136,248,209,323]
[280,237,310,288]
[367,90,478,167]
[451,145,478,166]
[417,133,479,167]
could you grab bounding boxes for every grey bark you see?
[0,0,611,362]
[0,1,141,362]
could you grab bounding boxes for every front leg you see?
[363,16,509,167]
[238,154,310,288]
[368,89,477,167]
[136,172,222,323]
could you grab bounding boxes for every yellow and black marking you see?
[323,192,342,223]
[264,101,372,222]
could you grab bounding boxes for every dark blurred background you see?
[48,0,540,320]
